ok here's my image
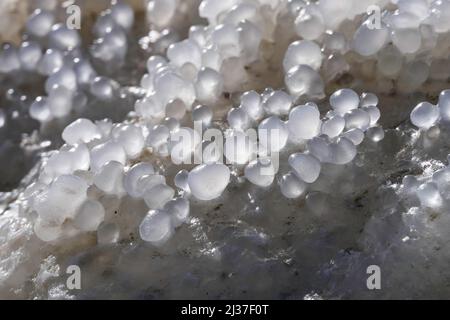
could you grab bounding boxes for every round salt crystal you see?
[111,0,135,30]
[48,24,81,50]
[113,125,145,158]
[279,171,307,198]
[147,125,170,150]
[168,39,202,69]
[73,59,96,86]
[288,153,321,183]
[192,105,213,127]
[45,66,78,93]
[162,117,180,133]
[283,40,323,73]
[345,109,371,131]
[139,209,173,245]
[397,0,429,20]
[165,98,187,120]
[263,90,293,116]
[210,24,240,59]
[224,131,256,165]
[124,163,155,198]
[201,47,223,72]
[330,89,359,115]
[97,222,120,244]
[342,128,365,145]
[19,41,42,71]
[0,44,20,73]
[90,76,116,101]
[285,64,324,98]
[352,20,389,56]
[62,118,101,145]
[318,0,352,29]
[307,136,332,162]
[137,174,166,193]
[391,28,422,54]
[366,126,385,142]
[48,86,73,118]
[135,94,164,119]
[329,137,357,164]
[93,13,115,37]
[147,0,177,27]
[68,143,90,172]
[94,161,125,195]
[188,163,230,201]
[26,9,54,38]
[154,71,196,109]
[143,184,175,209]
[34,219,62,242]
[416,182,443,208]
[363,106,381,126]
[37,174,88,223]
[410,102,440,129]
[90,141,127,172]
[244,158,275,187]
[321,115,345,138]
[147,55,167,73]
[189,26,207,47]
[174,169,190,192]
[294,5,325,40]
[227,107,250,130]
[438,90,450,121]
[240,90,263,121]
[360,92,379,108]
[258,116,289,153]
[37,49,63,75]
[74,200,105,232]
[164,197,190,227]
[195,67,223,104]
[30,97,52,122]
[287,104,321,141]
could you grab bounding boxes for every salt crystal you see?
[188,163,230,200]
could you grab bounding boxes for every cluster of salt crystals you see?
[0,1,133,123]
[26,116,190,244]
[283,0,450,94]
[398,90,450,213]
[24,84,383,246]
[135,0,284,120]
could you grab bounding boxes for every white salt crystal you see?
[124,163,155,198]
[279,171,307,198]
[74,200,105,232]
[62,118,101,145]
[283,40,323,73]
[244,158,276,187]
[139,209,173,245]
[94,161,125,195]
[330,88,359,115]
[188,163,230,200]
[288,153,321,183]
[410,102,440,129]
[287,104,321,141]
